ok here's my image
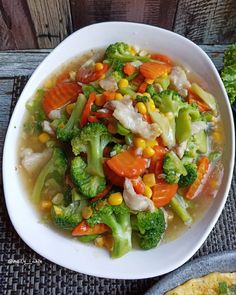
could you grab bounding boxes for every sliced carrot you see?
[80,92,96,127]
[103,91,116,102]
[92,111,113,118]
[185,156,210,200]
[132,73,144,88]
[123,63,136,76]
[88,115,99,123]
[131,178,145,194]
[143,114,152,124]
[151,53,174,66]
[56,71,70,84]
[149,146,167,173]
[152,181,178,207]
[107,123,117,134]
[138,81,148,93]
[42,82,82,114]
[90,184,113,203]
[72,220,110,236]
[140,62,172,80]
[187,90,211,112]
[104,162,125,187]
[77,63,109,84]
[106,149,147,178]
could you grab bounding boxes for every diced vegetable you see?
[170,194,192,225]
[152,181,178,207]
[140,62,171,80]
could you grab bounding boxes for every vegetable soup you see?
[18,42,224,258]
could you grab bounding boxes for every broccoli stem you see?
[170,195,192,226]
[86,136,104,177]
[102,214,132,259]
[64,94,86,131]
[32,160,52,203]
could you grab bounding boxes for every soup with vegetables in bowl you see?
[19,42,224,257]
[3,22,234,279]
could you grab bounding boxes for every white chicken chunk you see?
[107,98,161,140]
[123,178,155,212]
[42,120,54,135]
[21,148,51,174]
[169,66,191,97]
[99,77,118,92]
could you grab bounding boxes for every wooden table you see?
[0,45,234,294]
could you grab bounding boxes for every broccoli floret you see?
[184,136,199,158]
[111,58,124,72]
[32,148,67,203]
[51,199,87,229]
[70,156,106,198]
[87,201,132,258]
[135,95,150,103]
[111,71,124,82]
[163,151,187,184]
[110,144,124,156]
[131,209,166,250]
[56,94,87,141]
[179,163,197,187]
[71,122,114,177]
[104,42,150,63]
[82,85,100,98]
[146,84,156,97]
[152,90,184,116]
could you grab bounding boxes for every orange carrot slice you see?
[185,157,210,199]
[42,82,82,114]
[140,62,171,80]
[72,221,110,236]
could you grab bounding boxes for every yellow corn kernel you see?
[143,146,155,158]
[82,206,93,219]
[115,93,123,100]
[143,92,151,98]
[44,78,55,89]
[41,200,52,210]
[143,173,156,187]
[133,137,146,149]
[146,99,156,111]
[95,62,104,71]
[95,94,105,106]
[94,237,104,248]
[136,102,147,114]
[99,74,106,80]
[128,47,136,55]
[108,192,123,206]
[95,200,107,210]
[118,79,129,88]
[38,133,50,143]
[146,140,158,148]
[213,131,222,143]
[145,79,154,85]
[66,103,75,115]
[144,185,153,198]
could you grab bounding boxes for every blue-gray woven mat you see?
[0,76,235,295]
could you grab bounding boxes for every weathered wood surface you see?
[0,45,227,78]
[174,0,236,44]
[70,0,178,30]
[0,0,235,50]
[0,0,37,50]
[26,0,72,48]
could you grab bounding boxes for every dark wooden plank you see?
[0,45,227,78]
[174,0,236,44]
[26,0,73,48]
[70,0,178,30]
[0,0,37,50]
[0,79,14,181]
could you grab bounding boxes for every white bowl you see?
[3,22,235,279]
